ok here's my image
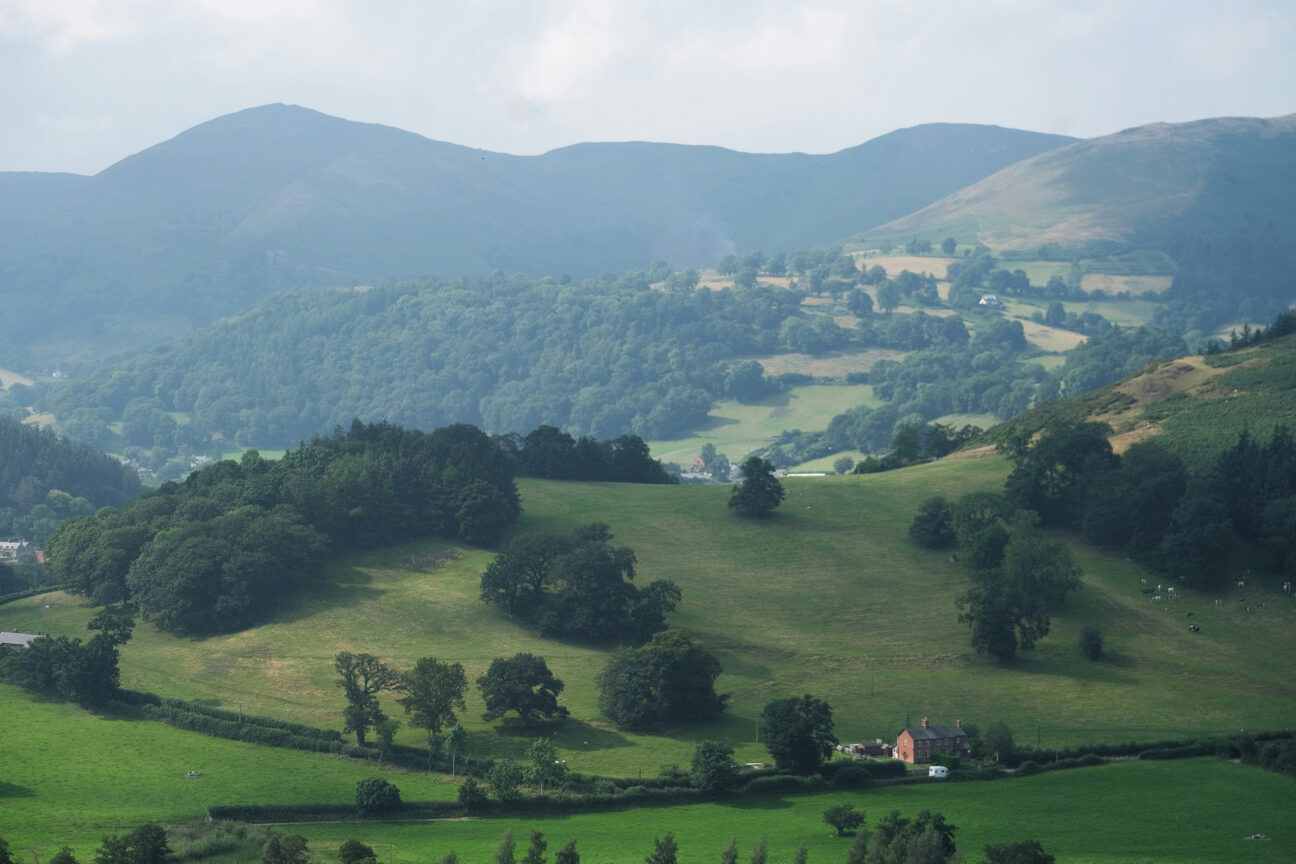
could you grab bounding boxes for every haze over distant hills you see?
[865,113,1296,255]
[0,104,1072,369]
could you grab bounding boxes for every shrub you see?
[355,777,401,814]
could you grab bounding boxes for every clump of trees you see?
[480,523,679,644]
[0,610,133,707]
[499,426,677,484]
[597,630,727,730]
[1000,420,1296,590]
[333,651,468,747]
[46,421,520,634]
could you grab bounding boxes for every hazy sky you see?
[2,0,1293,174]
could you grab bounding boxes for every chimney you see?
[955,719,962,728]
[921,717,929,729]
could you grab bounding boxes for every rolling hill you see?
[862,113,1296,256]
[0,104,1072,369]
[995,328,1296,469]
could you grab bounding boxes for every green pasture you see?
[7,455,1296,789]
[648,384,879,465]
[0,683,458,852]
[281,759,1294,864]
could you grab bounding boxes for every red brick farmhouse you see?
[895,717,969,764]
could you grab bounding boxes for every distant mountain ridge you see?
[0,104,1073,369]
[864,113,1296,255]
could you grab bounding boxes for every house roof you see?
[0,632,42,648]
[900,725,966,741]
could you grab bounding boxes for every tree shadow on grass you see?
[179,566,388,639]
[720,793,795,810]
[0,781,33,798]
[1011,653,1140,686]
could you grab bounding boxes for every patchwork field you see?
[647,383,880,466]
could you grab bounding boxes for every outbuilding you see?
[928,765,949,778]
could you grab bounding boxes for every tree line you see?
[45,420,520,634]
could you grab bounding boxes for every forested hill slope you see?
[0,414,141,545]
[0,104,1072,369]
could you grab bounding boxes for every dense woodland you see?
[0,414,141,547]
[34,244,1204,479]
[44,420,519,634]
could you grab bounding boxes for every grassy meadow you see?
[0,683,459,851]
[281,759,1294,864]
[6,454,1296,785]
[647,384,879,466]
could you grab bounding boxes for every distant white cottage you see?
[0,540,30,560]
[978,294,1001,307]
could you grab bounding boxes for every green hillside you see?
[7,456,1294,780]
[994,330,1296,468]
[863,114,1296,256]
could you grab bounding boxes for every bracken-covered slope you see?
[991,329,1296,469]
[0,104,1072,369]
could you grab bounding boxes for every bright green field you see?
[648,384,878,465]
[0,683,459,851]
[281,759,1295,864]
[7,456,1296,787]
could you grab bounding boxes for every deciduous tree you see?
[478,653,568,723]
[761,694,835,774]
[728,456,785,517]
[398,656,467,742]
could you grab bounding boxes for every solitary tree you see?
[761,694,835,773]
[334,652,401,746]
[823,803,865,836]
[983,723,1015,765]
[262,835,309,864]
[398,656,468,744]
[720,839,738,864]
[355,777,401,814]
[729,456,785,517]
[495,832,516,864]
[339,841,376,864]
[487,759,523,801]
[478,653,568,723]
[524,737,568,792]
[524,830,547,864]
[49,850,78,864]
[910,497,955,549]
[645,834,678,864]
[941,237,958,255]
[748,836,767,864]
[690,740,738,791]
[555,840,580,864]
